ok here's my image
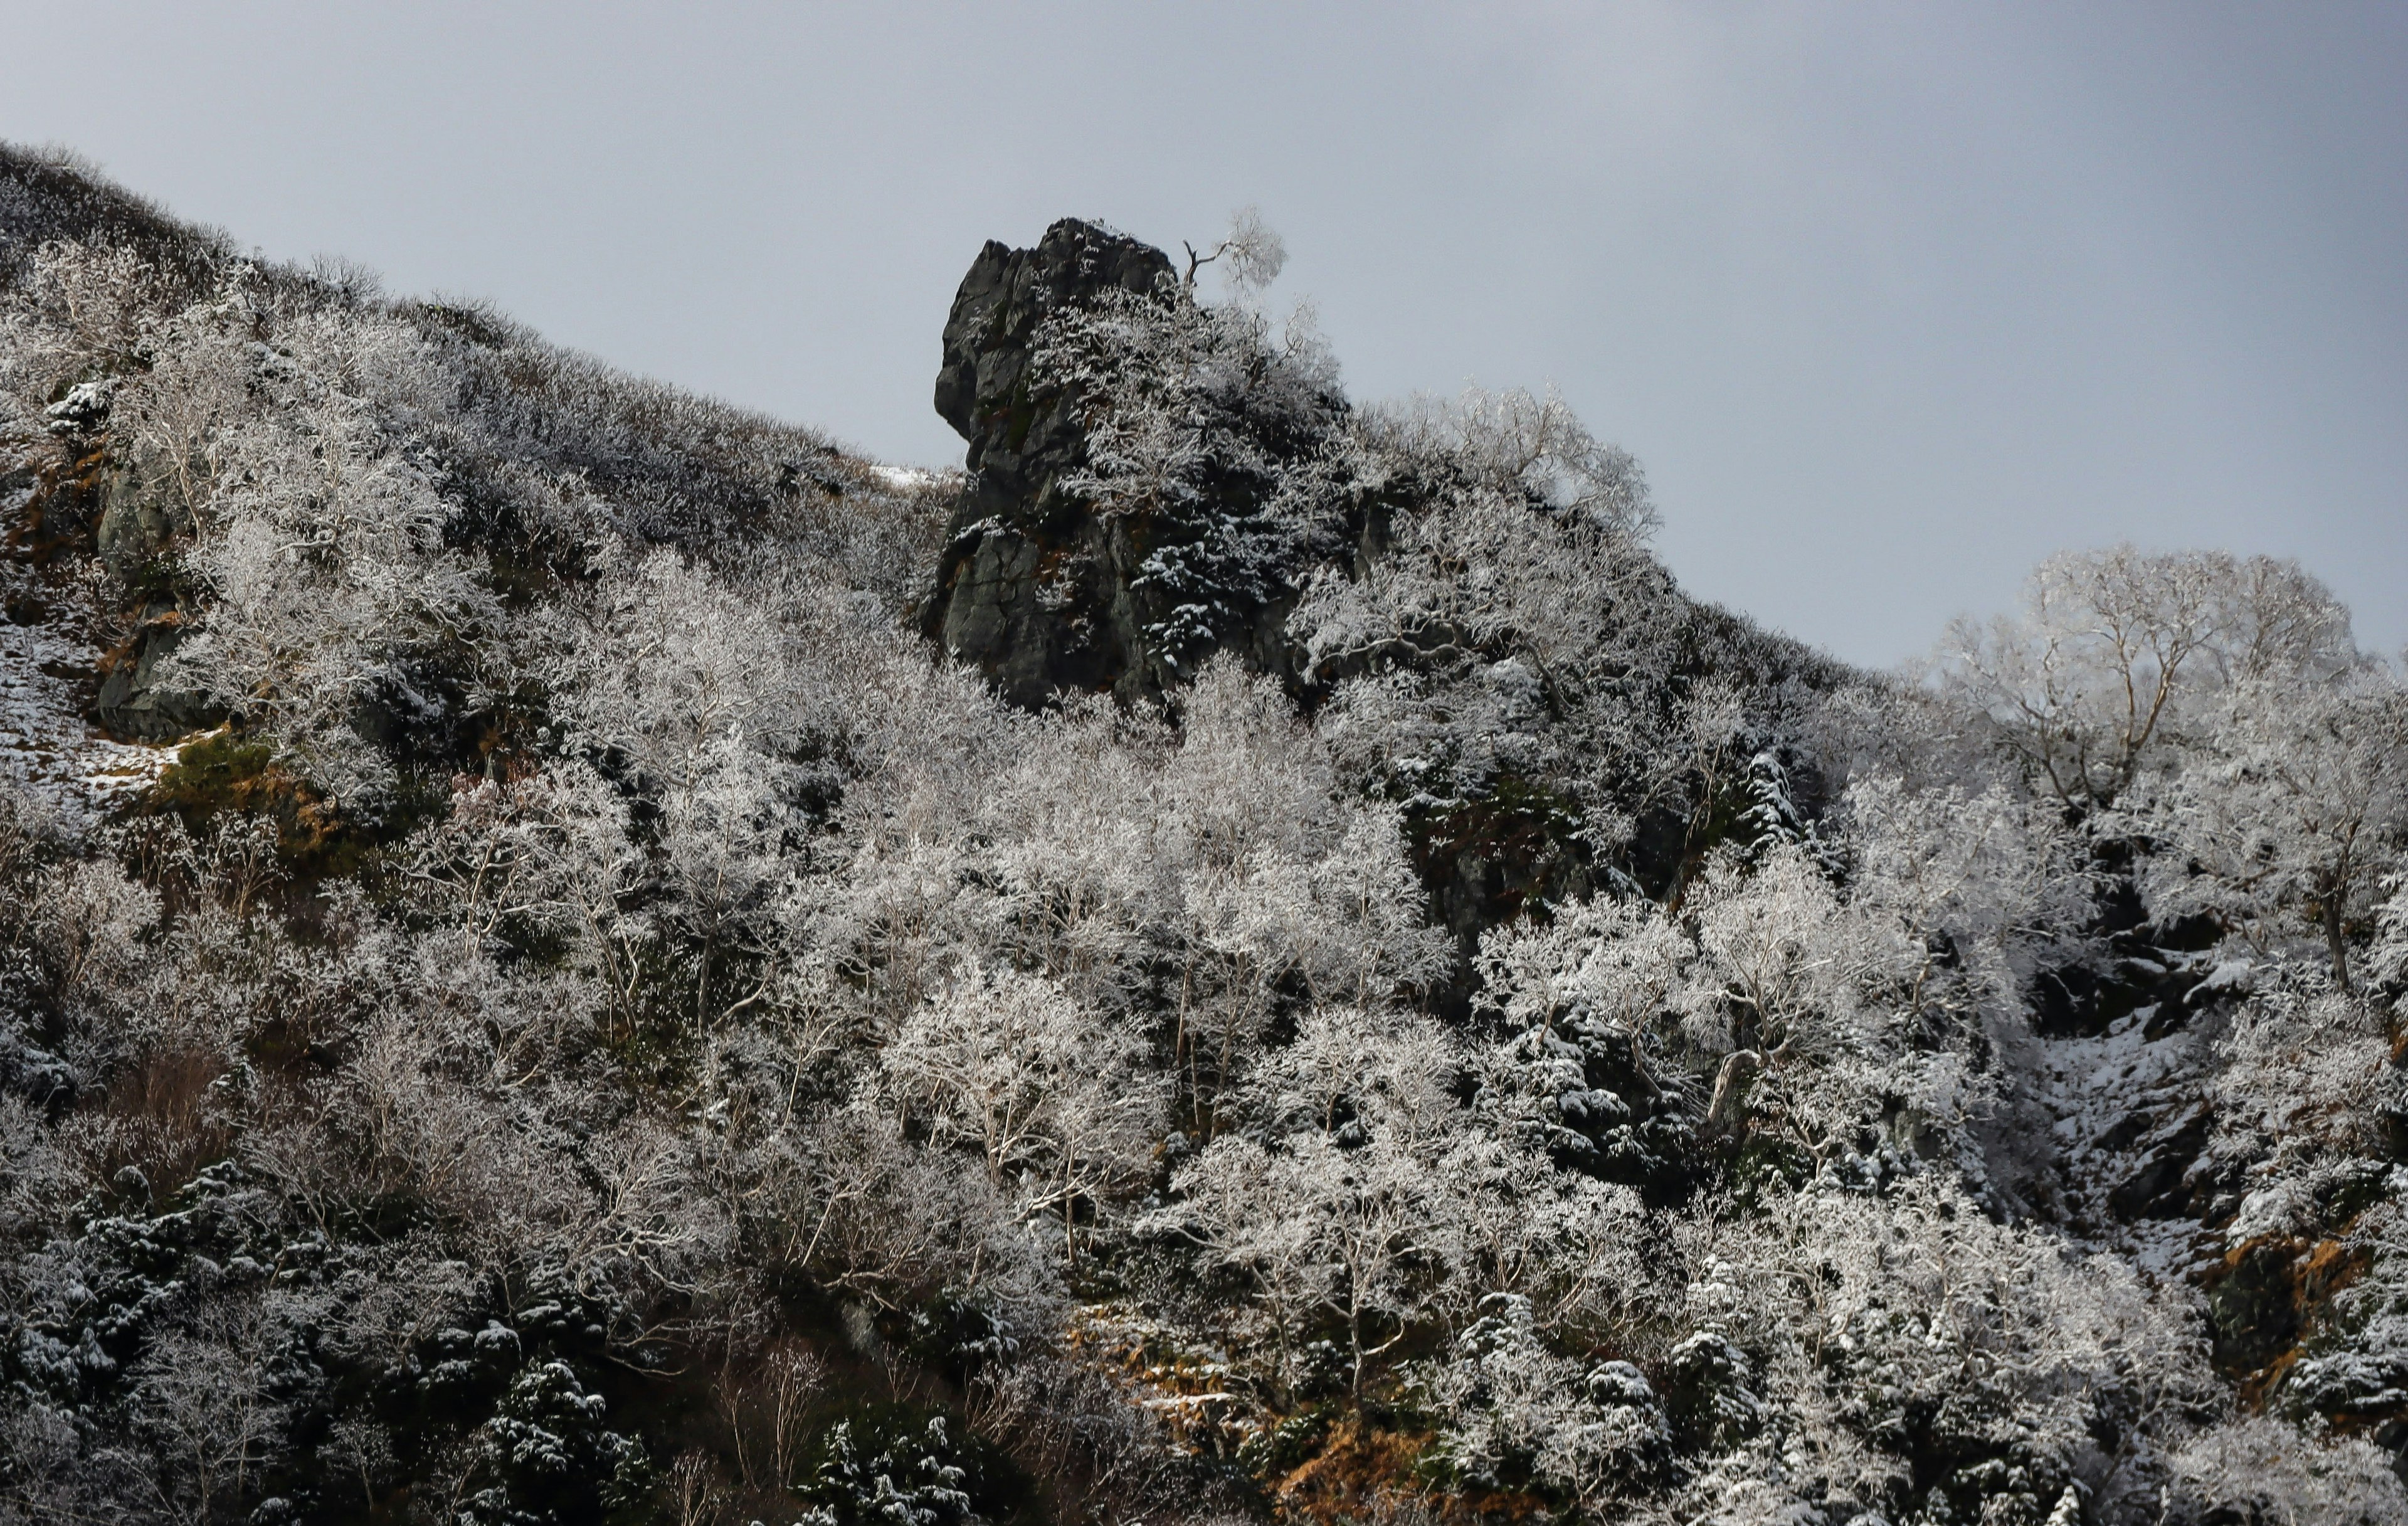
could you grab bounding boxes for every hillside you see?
[1,144,2405,1526]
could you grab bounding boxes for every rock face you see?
[922,218,1178,707]
[31,396,219,741]
[925,218,1331,711]
[92,447,219,740]
[93,620,214,739]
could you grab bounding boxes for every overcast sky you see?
[8,2,2402,668]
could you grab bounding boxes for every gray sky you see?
[9,2,2404,668]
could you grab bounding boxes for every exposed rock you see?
[932,221,1173,484]
[1408,778,1598,1019]
[2106,1099,2213,1220]
[921,219,1178,707]
[95,609,217,740]
[93,447,191,579]
[921,219,1333,709]
[85,446,215,740]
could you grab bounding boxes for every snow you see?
[2191,959,2256,1002]
[2029,997,2221,1274]
[868,464,937,491]
[0,604,174,815]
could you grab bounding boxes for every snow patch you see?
[0,608,174,817]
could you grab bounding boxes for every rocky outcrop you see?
[94,612,216,740]
[90,450,219,739]
[34,394,219,741]
[931,221,1175,493]
[922,219,1331,709]
[921,219,1179,707]
[92,445,192,580]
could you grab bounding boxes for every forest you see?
[0,142,2405,1525]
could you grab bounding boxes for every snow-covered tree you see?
[2145,664,2408,989]
[1933,546,2353,812]
[877,963,1161,1261]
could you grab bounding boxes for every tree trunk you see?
[2325,892,2353,994]
[1705,1049,1764,1135]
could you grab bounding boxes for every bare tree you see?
[132,1303,290,1524]
[1183,206,1287,294]
[1932,545,2351,811]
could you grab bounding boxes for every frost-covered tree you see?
[145,305,503,803]
[878,963,1161,1260]
[1841,771,2072,1010]
[129,1300,292,1525]
[1415,1293,1667,1514]
[1172,1125,1452,1397]
[2163,1415,2408,1525]
[1181,206,1288,295]
[1671,1177,2214,1522]
[2144,664,2408,989]
[1933,545,2353,812]
[1292,386,1672,834]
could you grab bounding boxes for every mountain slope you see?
[0,144,2404,1526]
